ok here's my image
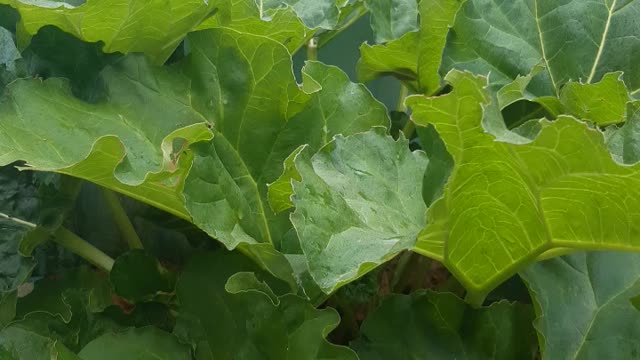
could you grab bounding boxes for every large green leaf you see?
[352,291,537,359]
[407,70,640,300]
[290,129,428,293]
[520,252,640,359]
[0,0,217,63]
[443,0,640,96]
[181,28,388,282]
[79,327,191,360]
[175,252,357,359]
[364,0,418,43]
[0,54,213,220]
[605,101,640,164]
[357,0,465,94]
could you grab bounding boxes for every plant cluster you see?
[1,0,640,359]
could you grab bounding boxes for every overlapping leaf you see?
[196,0,308,53]
[520,252,640,359]
[290,129,428,293]
[407,70,640,299]
[0,0,217,63]
[443,0,640,96]
[352,291,536,359]
[181,28,388,283]
[0,54,213,220]
[260,0,341,29]
[175,252,356,359]
[357,0,465,94]
[1,267,118,358]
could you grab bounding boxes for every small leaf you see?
[560,72,631,125]
[110,250,174,303]
[79,327,191,360]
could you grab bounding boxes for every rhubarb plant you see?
[1,0,640,359]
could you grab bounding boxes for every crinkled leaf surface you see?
[407,70,640,297]
[197,0,308,53]
[78,327,191,360]
[364,0,418,43]
[175,252,356,359]
[181,29,387,282]
[0,0,217,63]
[443,0,640,96]
[290,129,428,293]
[259,0,340,29]
[352,291,537,360]
[358,0,465,94]
[0,54,213,220]
[520,252,640,359]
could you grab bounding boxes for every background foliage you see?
[1,0,640,359]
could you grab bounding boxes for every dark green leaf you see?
[79,327,191,360]
[520,252,640,359]
[352,291,537,360]
[110,250,174,303]
[175,251,356,359]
